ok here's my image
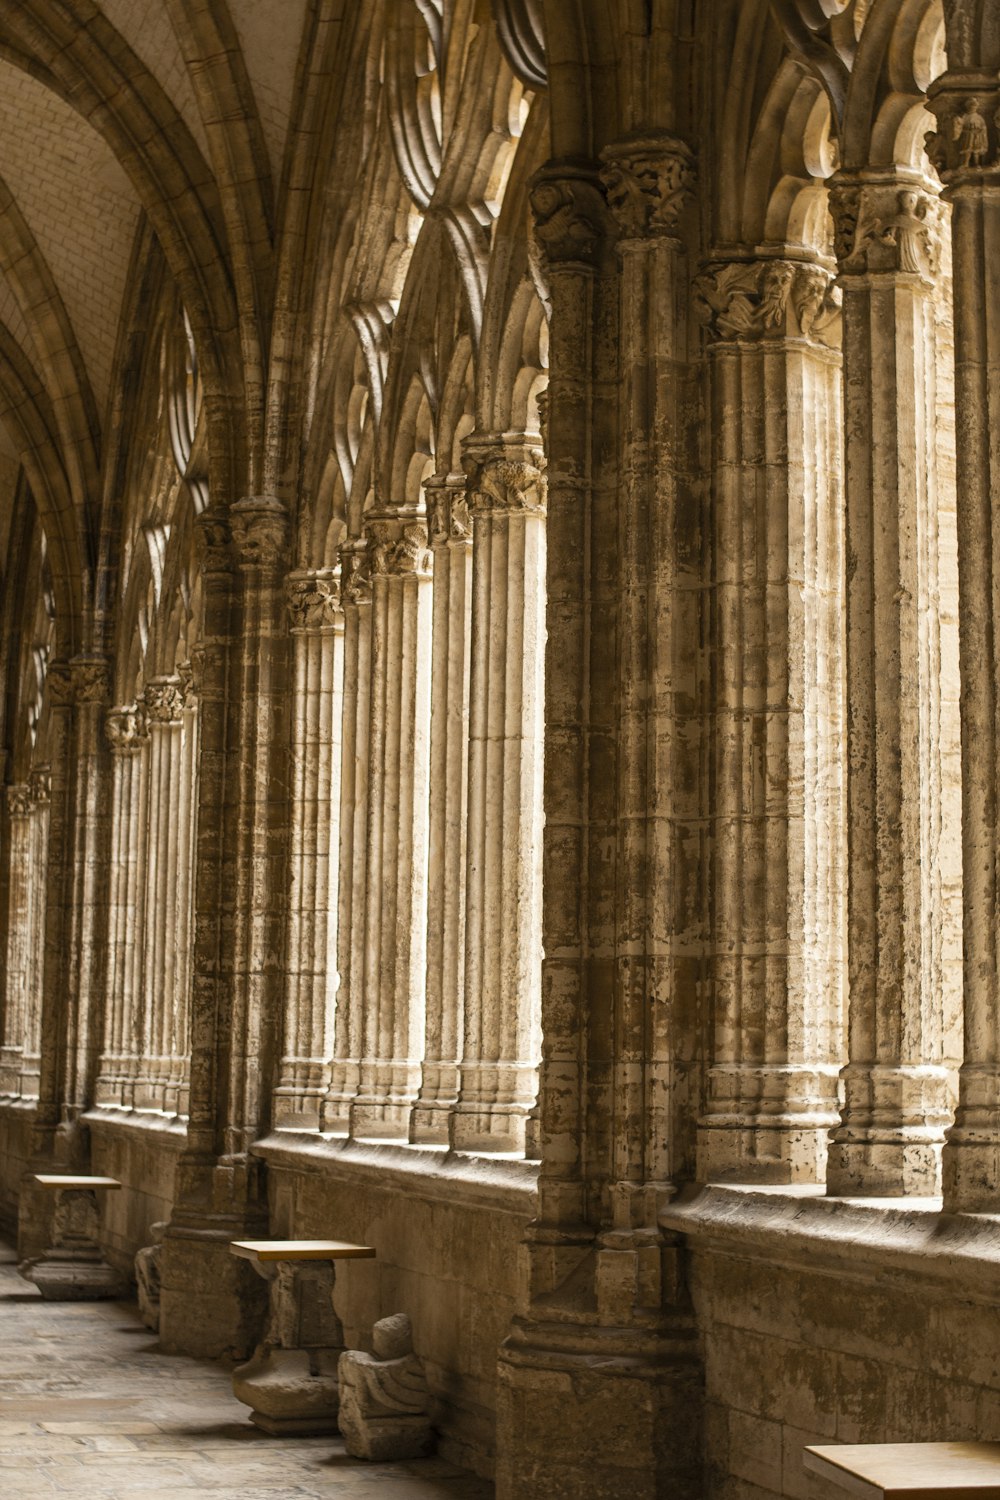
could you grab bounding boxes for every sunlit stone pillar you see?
[137,678,185,1110]
[825,173,950,1196]
[411,475,472,1143]
[928,70,1000,1209]
[276,570,344,1130]
[168,663,199,1116]
[58,657,112,1148]
[323,541,372,1131]
[22,764,50,1097]
[450,441,545,1154]
[694,253,845,1183]
[350,517,433,1137]
[97,705,146,1107]
[1,783,32,1094]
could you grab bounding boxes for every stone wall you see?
[666,1187,1000,1500]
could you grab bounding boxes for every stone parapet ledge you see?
[660,1183,1000,1298]
[251,1131,538,1215]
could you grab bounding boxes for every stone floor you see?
[0,1243,493,1498]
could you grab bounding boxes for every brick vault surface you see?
[0,1242,492,1498]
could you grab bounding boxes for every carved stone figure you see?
[337,1313,433,1461]
[953,97,990,168]
[134,1222,166,1332]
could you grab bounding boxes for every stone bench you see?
[229,1238,376,1435]
[20,1175,125,1301]
[805,1442,1000,1498]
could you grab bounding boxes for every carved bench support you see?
[19,1175,125,1301]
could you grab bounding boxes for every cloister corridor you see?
[0,1243,490,1499]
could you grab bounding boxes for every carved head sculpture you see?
[372,1311,414,1361]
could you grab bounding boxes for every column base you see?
[232,1346,341,1435]
[697,1064,841,1184]
[826,1065,950,1196]
[449,1102,532,1154]
[496,1317,702,1500]
[22,1249,126,1301]
[943,1123,1000,1212]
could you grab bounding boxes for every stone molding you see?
[693,257,841,346]
[468,455,547,517]
[529,166,607,268]
[599,134,696,239]
[829,179,941,282]
[231,497,290,571]
[105,704,148,754]
[285,570,342,633]
[339,542,372,606]
[142,679,185,725]
[423,476,471,546]
[6,783,31,818]
[366,519,433,578]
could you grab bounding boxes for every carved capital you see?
[29,765,51,805]
[694,258,841,347]
[469,454,547,516]
[423,476,471,546]
[529,167,607,268]
[286,570,342,632]
[142,678,185,725]
[830,180,940,282]
[339,541,372,606]
[70,657,111,707]
[925,83,1000,180]
[366,519,433,578]
[195,507,233,574]
[105,704,147,754]
[46,661,73,707]
[599,134,696,239]
[6,783,31,818]
[231,497,290,571]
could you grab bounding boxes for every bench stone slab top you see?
[805,1443,1000,1499]
[33,1175,122,1190]
[229,1239,376,1262]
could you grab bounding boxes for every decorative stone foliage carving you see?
[599,134,696,238]
[142,680,185,725]
[105,705,147,754]
[366,520,432,577]
[195,507,233,573]
[285,571,341,632]
[529,169,606,267]
[231,497,290,569]
[694,258,841,345]
[6,784,31,818]
[468,456,546,515]
[830,182,940,281]
[70,658,111,707]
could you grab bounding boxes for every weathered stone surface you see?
[338,1313,433,1460]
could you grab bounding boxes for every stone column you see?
[168,663,199,1116]
[22,764,50,1096]
[928,70,1000,1209]
[411,474,472,1143]
[58,657,113,1150]
[160,505,271,1361]
[825,173,950,1196]
[96,706,146,1108]
[225,497,292,1158]
[497,149,702,1500]
[1,783,32,1094]
[694,253,846,1183]
[450,442,545,1155]
[275,570,344,1130]
[137,678,185,1111]
[323,541,371,1130]
[349,516,433,1137]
